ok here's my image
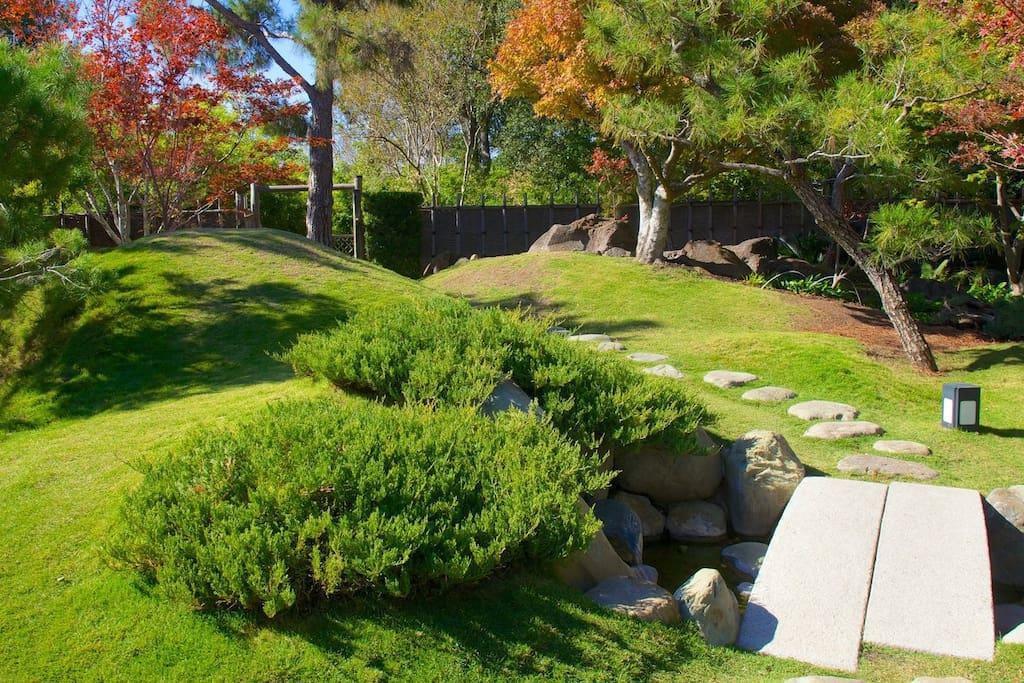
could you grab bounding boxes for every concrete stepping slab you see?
[803,421,884,440]
[596,341,626,352]
[837,454,938,480]
[742,386,797,402]
[862,482,994,661]
[722,542,768,580]
[873,440,931,456]
[567,333,612,343]
[788,400,859,421]
[642,364,685,379]
[995,603,1024,642]
[737,477,888,672]
[704,370,758,389]
[627,352,668,363]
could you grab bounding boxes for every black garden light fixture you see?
[941,383,981,432]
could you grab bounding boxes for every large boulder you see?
[666,501,728,543]
[529,214,636,255]
[673,568,740,646]
[552,499,636,592]
[614,428,723,506]
[610,491,666,541]
[725,237,777,275]
[721,541,768,580]
[724,431,805,537]
[663,240,753,279]
[593,498,644,565]
[985,486,1024,589]
[585,576,681,624]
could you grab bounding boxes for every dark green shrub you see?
[363,191,423,278]
[287,297,711,452]
[110,398,606,617]
[259,191,354,238]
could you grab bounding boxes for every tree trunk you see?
[622,141,672,264]
[995,174,1024,296]
[306,84,334,246]
[787,173,938,372]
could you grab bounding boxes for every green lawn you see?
[1,232,1021,681]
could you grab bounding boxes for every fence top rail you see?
[261,183,357,192]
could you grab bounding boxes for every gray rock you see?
[724,431,805,537]
[673,568,740,646]
[642,364,685,379]
[634,564,659,584]
[547,326,570,336]
[735,581,754,600]
[703,370,758,389]
[553,499,636,592]
[995,603,1024,642]
[836,454,938,480]
[721,541,768,580]
[567,333,612,343]
[480,380,543,417]
[614,428,723,505]
[787,400,859,421]
[741,386,797,402]
[803,421,884,440]
[585,576,681,623]
[873,440,931,456]
[725,237,777,275]
[593,498,644,565]
[596,341,626,352]
[610,491,665,541]
[664,240,752,279]
[985,486,1024,589]
[627,352,668,363]
[604,247,632,257]
[666,501,727,543]
[529,213,636,255]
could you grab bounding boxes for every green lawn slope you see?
[0,233,1021,681]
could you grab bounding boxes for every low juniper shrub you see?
[109,398,607,617]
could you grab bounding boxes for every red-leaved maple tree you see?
[1,0,72,44]
[78,0,303,243]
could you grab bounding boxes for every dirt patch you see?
[794,293,992,358]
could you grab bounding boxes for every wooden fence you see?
[420,196,814,263]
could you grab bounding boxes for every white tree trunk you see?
[636,185,671,264]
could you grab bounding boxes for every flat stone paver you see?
[704,370,758,389]
[873,440,931,456]
[596,341,625,352]
[804,421,884,440]
[742,386,797,402]
[862,482,994,661]
[567,333,612,343]
[737,478,888,672]
[627,352,668,363]
[788,400,859,421]
[642,364,685,379]
[837,454,938,480]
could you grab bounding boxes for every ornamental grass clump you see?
[110,399,607,617]
[287,297,710,452]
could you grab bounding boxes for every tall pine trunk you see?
[787,174,938,372]
[306,84,334,246]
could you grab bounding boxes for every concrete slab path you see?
[862,482,994,661]
[737,477,888,672]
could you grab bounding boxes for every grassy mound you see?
[288,297,710,453]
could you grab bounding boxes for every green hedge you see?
[110,398,606,617]
[363,191,423,278]
[287,297,711,453]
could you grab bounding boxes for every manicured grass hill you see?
[428,252,1024,492]
[0,232,1021,681]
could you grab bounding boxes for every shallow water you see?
[643,540,746,592]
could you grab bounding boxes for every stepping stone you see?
[666,501,727,543]
[567,333,612,343]
[547,326,570,336]
[596,341,626,352]
[873,440,931,456]
[862,482,994,661]
[585,576,681,624]
[721,541,767,580]
[804,421,884,440]
[738,478,888,672]
[627,352,668,363]
[642,364,684,379]
[703,370,758,389]
[995,603,1024,643]
[837,454,938,480]
[788,400,859,421]
[741,386,797,402]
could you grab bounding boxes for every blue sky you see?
[264,0,316,84]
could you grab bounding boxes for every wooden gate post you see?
[249,183,261,229]
[352,175,366,259]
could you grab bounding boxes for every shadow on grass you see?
[961,344,1024,372]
